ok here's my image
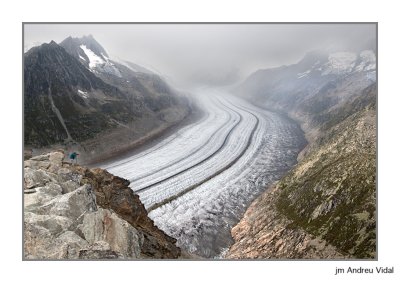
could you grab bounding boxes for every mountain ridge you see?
[24,36,192,163]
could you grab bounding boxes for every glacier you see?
[100,89,306,257]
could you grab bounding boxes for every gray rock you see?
[57,231,89,259]
[41,184,97,220]
[56,167,82,185]
[24,222,89,259]
[57,167,72,176]
[79,208,143,258]
[24,168,54,189]
[30,153,51,161]
[48,151,64,172]
[24,222,55,259]
[24,160,51,170]
[24,222,67,259]
[60,180,80,194]
[24,183,63,209]
[39,182,63,196]
[78,241,123,259]
[25,212,73,234]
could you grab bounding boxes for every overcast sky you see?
[24,24,376,88]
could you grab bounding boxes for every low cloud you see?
[25,23,376,88]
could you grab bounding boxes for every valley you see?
[98,88,306,257]
[23,27,377,260]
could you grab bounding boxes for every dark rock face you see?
[24,41,136,147]
[24,151,181,259]
[24,37,190,154]
[79,167,181,258]
[228,50,376,259]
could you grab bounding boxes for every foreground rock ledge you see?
[24,151,181,259]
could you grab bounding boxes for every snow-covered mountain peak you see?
[322,52,358,75]
[60,35,156,79]
[78,44,122,77]
[296,50,376,79]
[80,44,105,68]
[60,35,120,77]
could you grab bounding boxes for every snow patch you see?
[79,44,105,68]
[312,60,321,68]
[79,55,86,61]
[297,60,322,79]
[79,45,122,77]
[365,70,376,82]
[355,50,376,72]
[77,89,88,99]
[101,52,109,60]
[297,70,311,79]
[322,52,357,76]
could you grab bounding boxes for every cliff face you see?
[24,151,180,259]
[227,52,376,259]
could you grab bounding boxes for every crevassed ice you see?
[101,90,305,257]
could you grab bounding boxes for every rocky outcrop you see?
[24,151,180,259]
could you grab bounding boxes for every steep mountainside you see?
[24,37,191,162]
[228,50,376,259]
[236,49,376,145]
[24,41,137,146]
[24,151,181,259]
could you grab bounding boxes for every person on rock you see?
[69,152,79,164]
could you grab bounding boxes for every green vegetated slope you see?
[276,84,376,258]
